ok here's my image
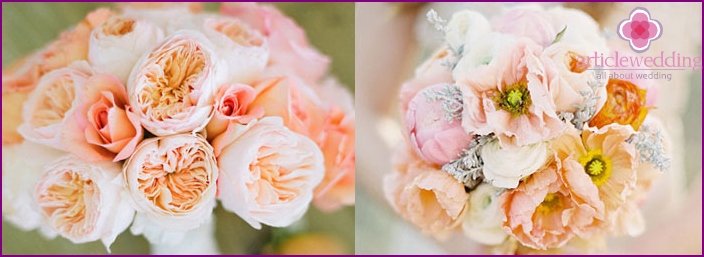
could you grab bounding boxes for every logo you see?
[617,7,662,53]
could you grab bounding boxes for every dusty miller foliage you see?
[626,124,672,171]
[441,135,494,191]
[423,84,463,122]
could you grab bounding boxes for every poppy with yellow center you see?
[578,149,612,186]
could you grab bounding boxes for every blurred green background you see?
[1,2,354,254]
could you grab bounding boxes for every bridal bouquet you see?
[384,5,670,253]
[2,2,354,251]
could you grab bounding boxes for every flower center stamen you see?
[578,149,612,186]
[493,81,531,116]
[536,193,561,214]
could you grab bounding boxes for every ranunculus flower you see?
[62,74,143,162]
[202,16,269,84]
[444,10,490,52]
[542,42,607,113]
[481,139,549,189]
[127,30,222,136]
[250,76,325,138]
[204,83,263,141]
[35,155,134,250]
[2,141,64,235]
[124,134,218,234]
[500,162,604,250]
[212,117,324,229]
[399,47,455,127]
[406,84,473,165]
[383,143,468,239]
[589,79,649,131]
[492,5,557,47]
[89,15,165,84]
[17,61,93,150]
[454,33,563,147]
[461,183,507,245]
[220,2,330,84]
[311,78,355,212]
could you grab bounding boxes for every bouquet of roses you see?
[2,2,354,251]
[384,5,670,253]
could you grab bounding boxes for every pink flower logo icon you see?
[618,7,662,53]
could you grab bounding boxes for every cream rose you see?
[17,61,93,150]
[202,16,269,84]
[211,117,324,229]
[63,74,143,162]
[123,134,218,233]
[89,15,165,84]
[2,141,64,234]
[461,184,508,245]
[127,31,222,136]
[35,155,134,250]
[481,139,550,189]
[444,10,490,53]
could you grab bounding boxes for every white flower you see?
[444,10,490,54]
[452,32,517,86]
[545,6,609,53]
[461,184,507,245]
[89,15,165,84]
[2,141,63,237]
[481,139,549,188]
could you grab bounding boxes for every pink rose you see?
[212,117,324,229]
[250,76,325,138]
[406,84,473,165]
[454,33,563,148]
[311,79,355,212]
[62,74,143,162]
[399,47,455,123]
[89,15,165,84]
[202,16,269,84]
[204,83,264,141]
[123,134,218,233]
[35,155,134,250]
[493,6,557,47]
[220,3,330,84]
[17,61,93,150]
[313,107,355,212]
[383,143,469,239]
[127,31,221,136]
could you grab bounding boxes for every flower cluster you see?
[2,3,354,251]
[385,5,670,252]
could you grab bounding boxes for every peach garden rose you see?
[35,155,134,250]
[204,83,264,141]
[88,15,165,84]
[212,117,324,229]
[127,30,222,136]
[202,16,269,84]
[17,61,93,150]
[123,134,218,235]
